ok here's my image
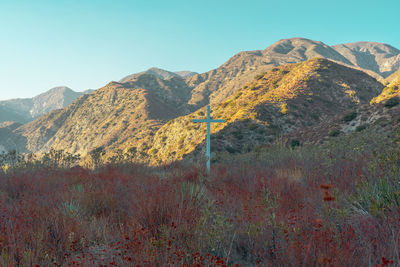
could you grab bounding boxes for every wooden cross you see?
[192,105,225,172]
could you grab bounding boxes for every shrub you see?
[329,129,340,137]
[342,111,357,122]
[281,103,288,115]
[226,146,239,154]
[356,124,367,132]
[255,73,264,80]
[232,131,243,140]
[149,148,158,155]
[280,69,290,75]
[350,178,400,216]
[384,97,399,108]
[290,139,300,148]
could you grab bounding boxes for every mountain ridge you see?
[185,38,399,110]
[0,86,91,124]
[119,67,198,83]
[2,37,400,166]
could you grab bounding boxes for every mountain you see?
[3,38,400,164]
[174,71,198,78]
[119,67,198,83]
[186,38,399,109]
[0,87,88,124]
[332,42,400,78]
[146,58,383,163]
[9,74,192,158]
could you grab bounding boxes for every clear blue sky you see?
[0,0,399,100]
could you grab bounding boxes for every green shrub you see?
[290,139,300,148]
[310,113,319,120]
[356,124,367,132]
[384,97,399,108]
[248,123,258,131]
[226,146,239,154]
[329,129,340,137]
[280,69,290,75]
[232,131,243,140]
[342,111,357,122]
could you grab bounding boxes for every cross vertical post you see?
[206,105,211,171]
[192,105,225,172]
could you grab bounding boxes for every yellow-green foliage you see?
[371,83,400,104]
[281,103,288,115]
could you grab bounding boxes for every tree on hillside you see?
[89,146,105,168]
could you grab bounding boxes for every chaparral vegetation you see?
[0,127,399,266]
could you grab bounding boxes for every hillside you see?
[0,121,24,152]
[0,106,30,124]
[10,74,192,159]
[288,97,400,147]
[386,69,400,84]
[186,38,398,109]
[0,87,86,123]
[148,58,383,164]
[370,69,400,103]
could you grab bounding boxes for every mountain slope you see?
[333,42,400,78]
[386,69,400,84]
[371,70,400,104]
[186,38,399,109]
[30,87,84,118]
[0,106,30,124]
[0,87,86,123]
[11,74,192,157]
[148,58,383,164]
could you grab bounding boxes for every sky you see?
[0,0,399,100]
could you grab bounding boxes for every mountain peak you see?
[119,68,180,83]
[275,37,324,45]
[119,68,198,83]
[36,86,75,97]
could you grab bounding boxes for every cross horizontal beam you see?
[192,119,226,123]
